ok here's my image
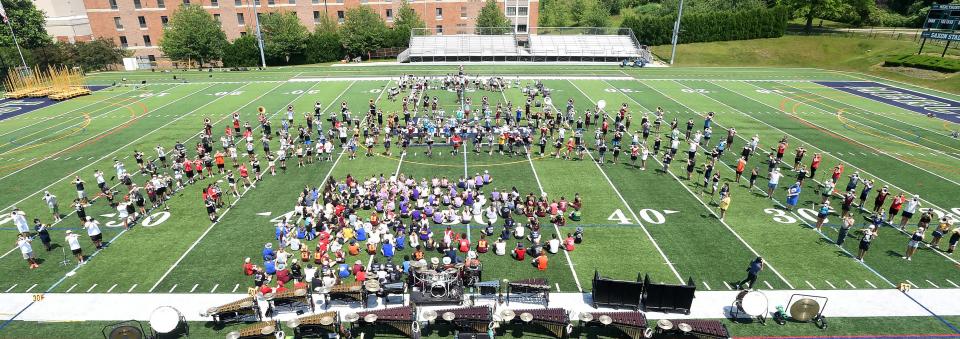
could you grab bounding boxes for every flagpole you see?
[7,22,28,70]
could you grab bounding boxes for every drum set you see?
[731,290,770,324]
[409,263,463,299]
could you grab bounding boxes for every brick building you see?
[34,0,94,42]
[81,0,538,65]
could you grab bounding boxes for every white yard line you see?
[947,279,959,288]
[128,284,138,293]
[722,281,732,290]
[926,280,940,289]
[580,80,790,288]
[845,280,857,289]
[168,284,177,293]
[703,281,711,290]
[763,281,773,290]
[825,280,836,289]
[65,284,77,293]
[805,281,816,289]
[86,284,98,293]
[210,284,219,293]
[106,284,117,293]
[4,284,17,293]
[190,284,198,293]
[232,284,240,293]
[24,284,37,293]
[865,280,877,288]
[523,148,585,292]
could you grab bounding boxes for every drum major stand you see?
[58,247,71,267]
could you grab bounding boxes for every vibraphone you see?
[269,288,315,314]
[432,306,494,333]
[286,311,341,338]
[376,281,408,305]
[580,311,648,339]
[323,281,368,309]
[509,308,571,338]
[507,278,550,307]
[354,306,420,338]
[224,320,278,339]
[200,297,261,325]
[657,319,730,339]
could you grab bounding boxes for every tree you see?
[783,0,847,33]
[0,0,51,50]
[306,16,344,63]
[222,34,261,67]
[390,1,426,47]
[579,0,612,27]
[339,6,388,58]
[159,5,227,67]
[538,0,574,27]
[260,11,309,64]
[76,38,127,71]
[476,0,512,34]
[31,42,77,69]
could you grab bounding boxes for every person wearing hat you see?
[11,209,29,237]
[83,216,103,249]
[784,181,801,211]
[262,243,275,261]
[814,201,831,231]
[930,217,953,249]
[512,242,526,261]
[34,219,52,251]
[903,226,926,261]
[65,230,84,265]
[898,195,921,230]
[856,224,878,262]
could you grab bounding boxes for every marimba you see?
[507,278,550,307]
[661,319,730,339]
[286,311,341,338]
[352,306,419,338]
[428,306,493,333]
[322,281,368,309]
[268,288,314,314]
[579,311,648,339]
[200,297,261,324]
[508,308,570,338]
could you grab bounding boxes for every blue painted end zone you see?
[814,81,960,124]
[0,85,111,122]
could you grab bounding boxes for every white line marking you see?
[722,281,732,290]
[190,284,198,293]
[926,280,940,288]
[825,280,836,289]
[703,281,711,290]
[5,284,17,293]
[65,284,77,293]
[805,280,816,289]
[555,283,561,292]
[168,284,177,293]
[128,284,138,293]
[946,279,959,288]
[86,284,98,293]
[763,281,773,289]
[25,284,37,293]
[845,280,857,289]
[232,284,240,293]
[906,280,918,288]
[211,284,219,293]
[865,280,877,288]
[107,284,117,293]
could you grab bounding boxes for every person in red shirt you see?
[259,284,273,296]
[215,151,226,174]
[355,267,367,282]
[277,268,291,285]
[735,156,747,183]
[184,160,194,184]
[887,193,905,223]
[194,158,204,180]
[565,233,576,251]
[831,164,844,184]
[243,257,254,275]
[776,141,787,161]
[476,235,489,253]
[451,134,462,155]
[534,252,548,271]
[238,163,253,187]
[458,234,470,253]
[512,243,525,261]
[275,282,289,294]
[809,153,822,180]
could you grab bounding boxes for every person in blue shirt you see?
[401,255,411,274]
[262,243,275,261]
[785,182,801,211]
[382,242,395,258]
[735,257,764,290]
[264,259,277,275]
[395,234,406,251]
[355,227,367,241]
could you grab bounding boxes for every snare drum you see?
[149,306,183,334]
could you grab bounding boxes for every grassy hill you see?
[650,35,960,93]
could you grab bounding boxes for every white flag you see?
[0,1,7,23]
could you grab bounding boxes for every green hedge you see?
[622,6,789,46]
[883,54,960,73]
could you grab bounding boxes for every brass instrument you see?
[201,297,260,324]
[287,311,340,338]
[269,288,314,314]
[257,106,266,114]
[225,320,277,339]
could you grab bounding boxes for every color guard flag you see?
[0,1,7,23]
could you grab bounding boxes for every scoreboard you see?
[924,4,960,31]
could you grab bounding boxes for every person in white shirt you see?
[65,230,85,265]
[767,168,782,198]
[84,216,103,249]
[113,159,126,180]
[547,234,561,254]
[16,234,39,269]
[494,238,507,255]
[42,192,61,222]
[117,201,130,230]
[899,195,921,230]
[11,209,29,236]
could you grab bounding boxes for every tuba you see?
[257,106,266,114]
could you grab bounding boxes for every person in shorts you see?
[16,234,39,269]
[65,230,85,265]
[902,227,925,261]
[856,224,877,262]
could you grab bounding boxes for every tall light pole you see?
[669,0,684,65]
[247,0,267,68]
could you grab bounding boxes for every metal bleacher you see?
[399,27,647,63]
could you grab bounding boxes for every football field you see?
[1,65,959,337]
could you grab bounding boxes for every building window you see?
[336,0,342,3]
[518,6,527,15]
[385,8,393,20]
[134,0,142,9]
[109,0,118,9]
[254,0,260,5]
[313,11,320,23]
[161,16,169,27]
[337,10,344,23]
[235,0,242,6]
[158,0,166,8]
[460,6,466,18]
[240,31,248,36]
[435,25,443,34]
[138,16,147,28]
[114,17,124,29]
[517,24,527,32]
[236,13,245,25]
[289,0,296,4]
[506,7,516,16]
[312,0,320,3]
[119,36,128,48]
[148,55,157,62]
[143,35,152,47]
[214,14,221,25]
[435,7,442,18]
[183,0,191,5]
[267,0,275,5]
[211,0,219,7]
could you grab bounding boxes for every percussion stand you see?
[58,247,71,267]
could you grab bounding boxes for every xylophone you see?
[268,288,314,314]
[507,278,550,307]
[323,281,368,309]
[286,311,341,338]
[353,305,419,338]
[430,306,494,333]
[200,297,261,324]
[509,308,570,338]
[580,311,648,339]
[224,320,278,339]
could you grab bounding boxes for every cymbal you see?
[790,298,821,322]
[500,309,515,321]
[294,288,307,296]
[442,311,456,321]
[598,315,613,325]
[364,313,378,323]
[320,315,335,326]
[260,324,275,335]
[578,312,594,322]
[656,319,673,330]
[423,310,438,321]
[286,319,301,328]
[678,322,692,333]
[520,312,534,323]
[345,313,360,323]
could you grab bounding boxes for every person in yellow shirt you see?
[342,227,354,240]
[718,194,731,221]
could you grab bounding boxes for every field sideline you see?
[0,65,959,338]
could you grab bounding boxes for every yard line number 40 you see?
[608,208,677,225]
